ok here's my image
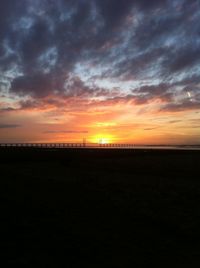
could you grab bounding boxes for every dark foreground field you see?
[0,148,200,267]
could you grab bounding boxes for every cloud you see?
[168,120,182,124]
[111,47,167,80]
[0,0,200,114]
[44,130,88,134]
[160,100,200,112]
[0,107,16,113]
[143,127,158,131]
[135,83,173,102]
[10,72,66,98]
[164,46,200,74]
[0,124,21,128]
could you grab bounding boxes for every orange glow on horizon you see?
[0,98,200,145]
[89,134,115,144]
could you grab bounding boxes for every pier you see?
[0,143,135,149]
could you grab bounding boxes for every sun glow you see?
[89,134,114,144]
[99,138,110,144]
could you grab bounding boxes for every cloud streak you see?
[44,130,88,134]
[0,124,21,128]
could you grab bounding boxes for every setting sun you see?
[99,138,109,144]
[89,134,114,144]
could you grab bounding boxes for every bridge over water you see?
[0,143,136,148]
[0,143,199,150]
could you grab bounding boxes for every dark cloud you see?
[96,0,168,27]
[0,107,16,113]
[133,14,179,50]
[160,100,200,112]
[143,127,158,131]
[173,74,200,86]
[136,0,168,10]
[44,130,88,134]
[0,1,25,38]
[19,19,53,66]
[135,83,173,102]
[111,47,167,80]
[94,84,172,106]
[165,46,200,73]
[10,72,65,98]
[10,73,109,99]
[0,124,21,128]
[0,0,199,114]
[95,0,134,30]
[19,99,42,110]
[168,120,182,124]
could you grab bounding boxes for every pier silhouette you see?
[0,143,199,150]
[0,143,135,148]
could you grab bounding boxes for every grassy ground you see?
[0,148,200,267]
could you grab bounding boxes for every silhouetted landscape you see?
[1,147,200,266]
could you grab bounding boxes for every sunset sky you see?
[0,0,200,144]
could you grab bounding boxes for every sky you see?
[0,0,200,144]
